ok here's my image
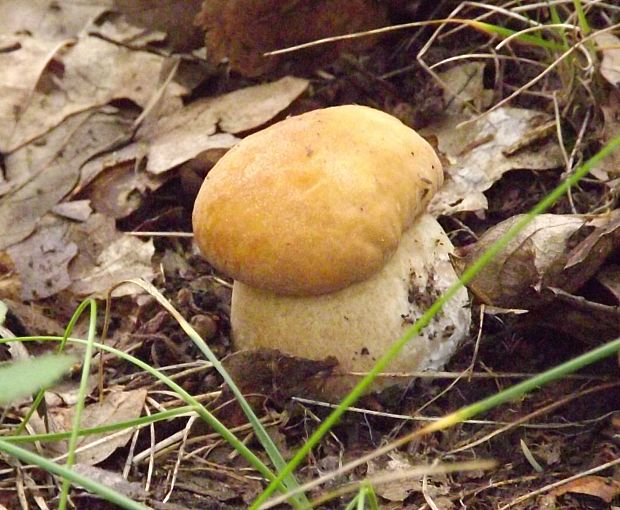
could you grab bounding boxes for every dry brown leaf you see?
[112,0,203,51]
[3,34,182,152]
[0,35,64,150]
[73,465,147,500]
[86,161,163,219]
[428,107,563,216]
[7,221,77,300]
[52,200,93,222]
[196,0,388,77]
[143,76,308,174]
[594,32,620,87]
[45,389,147,465]
[456,215,587,309]
[67,214,154,298]
[595,88,620,180]
[422,63,562,216]
[0,108,134,250]
[596,265,620,302]
[366,455,451,504]
[0,1,109,41]
[551,475,620,503]
[524,288,620,345]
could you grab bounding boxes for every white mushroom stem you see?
[231,214,471,375]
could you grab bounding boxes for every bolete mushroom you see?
[193,105,470,383]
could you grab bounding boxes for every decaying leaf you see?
[112,0,203,52]
[423,63,563,216]
[3,34,182,152]
[196,0,388,77]
[596,264,620,302]
[221,348,340,405]
[428,107,564,216]
[143,76,309,174]
[0,1,109,42]
[68,214,154,298]
[595,88,620,180]
[594,32,620,87]
[0,35,63,149]
[7,221,77,300]
[524,288,620,345]
[459,212,620,310]
[44,389,147,465]
[457,215,587,309]
[73,465,147,500]
[0,108,135,250]
[550,475,620,503]
[366,454,451,503]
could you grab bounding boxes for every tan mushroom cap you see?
[192,105,443,296]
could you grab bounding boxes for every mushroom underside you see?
[231,213,471,376]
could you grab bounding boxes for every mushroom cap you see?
[192,105,443,296]
[231,214,471,379]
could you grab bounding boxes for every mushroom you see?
[192,105,470,385]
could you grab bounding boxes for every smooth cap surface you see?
[192,105,443,295]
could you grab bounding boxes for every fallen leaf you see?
[456,214,587,309]
[594,32,620,87]
[551,475,620,503]
[143,76,308,174]
[0,108,135,250]
[523,288,620,345]
[85,161,163,219]
[366,454,451,503]
[2,299,65,337]
[45,389,147,465]
[595,88,620,179]
[428,107,564,215]
[52,200,93,222]
[112,0,203,52]
[7,221,77,300]
[67,214,155,298]
[196,0,388,77]
[0,35,65,150]
[3,34,182,152]
[73,464,147,499]
[596,264,620,302]
[0,1,109,41]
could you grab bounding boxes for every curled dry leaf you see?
[143,76,309,174]
[0,108,135,250]
[42,389,148,465]
[0,0,109,41]
[112,0,203,51]
[459,212,620,310]
[594,32,620,87]
[428,107,564,216]
[424,63,563,216]
[7,222,77,300]
[68,214,155,298]
[195,0,388,77]
[550,475,620,503]
[456,215,587,309]
[39,389,146,466]
[3,34,180,152]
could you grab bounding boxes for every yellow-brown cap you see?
[192,105,443,296]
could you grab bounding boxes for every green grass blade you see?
[118,279,308,508]
[2,405,195,443]
[0,335,283,494]
[0,354,76,405]
[59,299,98,510]
[250,132,620,508]
[0,439,148,510]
